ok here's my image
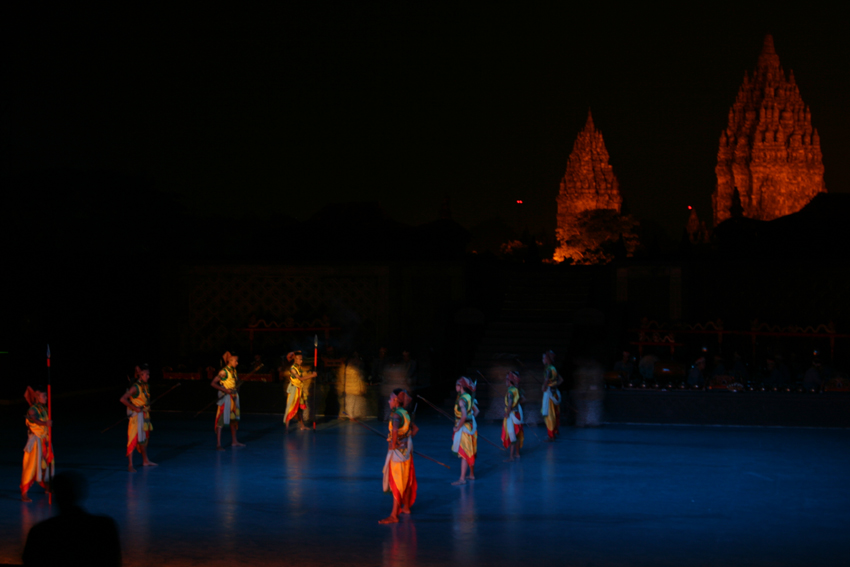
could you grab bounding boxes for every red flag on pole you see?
[46,344,52,505]
[313,335,318,430]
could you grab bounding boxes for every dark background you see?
[2,4,848,236]
[2,4,849,397]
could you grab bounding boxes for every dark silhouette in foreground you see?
[23,471,121,566]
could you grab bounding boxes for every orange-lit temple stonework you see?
[554,112,624,262]
[712,35,826,225]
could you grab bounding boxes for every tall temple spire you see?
[556,111,622,221]
[711,36,825,225]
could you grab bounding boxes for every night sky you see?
[3,5,848,238]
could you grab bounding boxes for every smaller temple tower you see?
[556,111,622,220]
[554,112,628,263]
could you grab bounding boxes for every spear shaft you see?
[313,335,318,430]
[416,395,506,451]
[46,345,52,505]
[342,412,451,469]
[100,382,182,434]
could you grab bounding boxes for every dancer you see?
[21,387,54,502]
[211,351,245,449]
[285,350,317,430]
[541,350,564,440]
[120,364,157,471]
[380,389,418,524]
[451,377,478,485]
[501,371,525,461]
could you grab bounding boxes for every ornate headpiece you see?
[24,386,39,407]
[223,351,237,366]
[506,370,520,386]
[286,350,302,362]
[457,376,476,393]
[392,388,411,407]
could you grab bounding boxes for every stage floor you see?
[1,412,848,566]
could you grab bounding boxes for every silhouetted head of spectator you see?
[53,471,88,512]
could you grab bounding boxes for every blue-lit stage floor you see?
[1,413,848,566]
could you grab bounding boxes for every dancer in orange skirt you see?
[380,389,418,524]
[451,376,478,485]
[284,350,317,431]
[501,370,525,461]
[212,351,245,449]
[120,364,157,471]
[21,387,54,502]
[541,350,564,440]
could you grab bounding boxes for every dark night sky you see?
[3,4,848,238]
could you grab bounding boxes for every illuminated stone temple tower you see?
[554,111,624,263]
[712,35,826,225]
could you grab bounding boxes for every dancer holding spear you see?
[378,389,418,524]
[21,384,54,502]
[416,393,505,452]
[501,370,525,461]
[284,350,317,431]
[541,350,564,441]
[120,364,157,471]
[212,351,245,450]
[451,376,478,485]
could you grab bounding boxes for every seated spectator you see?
[370,346,389,385]
[638,353,658,382]
[731,351,750,382]
[400,349,417,387]
[249,354,267,374]
[804,358,829,392]
[23,471,122,566]
[687,357,706,388]
[711,354,730,378]
[613,351,635,381]
[761,356,791,388]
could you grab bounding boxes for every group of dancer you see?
[380,350,564,523]
[20,348,564,528]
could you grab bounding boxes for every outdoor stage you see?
[1,412,848,566]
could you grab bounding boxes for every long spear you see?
[313,334,318,430]
[194,365,258,418]
[101,382,183,434]
[46,345,52,505]
[415,395,506,451]
[342,411,451,469]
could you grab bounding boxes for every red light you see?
[516,200,523,204]
[687,205,692,210]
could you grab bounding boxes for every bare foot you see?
[142,461,158,467]
[468,474,475,480]
[400,507,411,515]
[298,425,309,431]
[21,495,32,502]
[232,442,246,447]
[128,465,137,472]
[503,457,515,462]
[451,479,467,486]
[216,446,225,451]
[379,516,399,524]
